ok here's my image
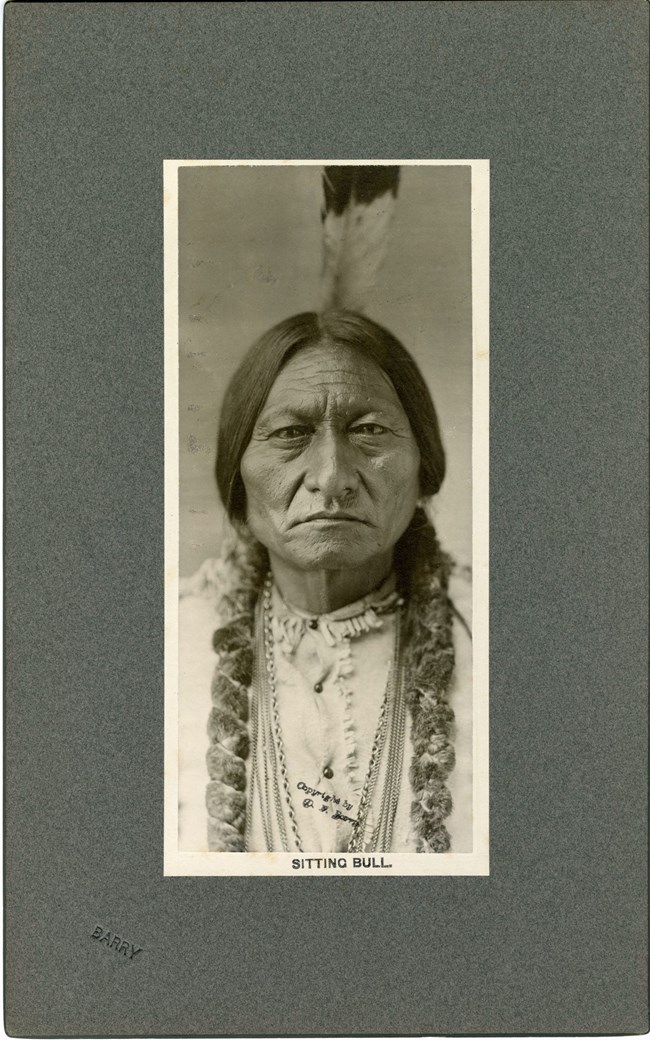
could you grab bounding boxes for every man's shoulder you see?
[448,561,472,637]
[180,557,225,605]
[178,559,225,667]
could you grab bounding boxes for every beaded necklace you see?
[246,575,407,853]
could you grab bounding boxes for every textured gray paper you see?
[4,1,648,1036]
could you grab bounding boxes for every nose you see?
[303,429,359,499]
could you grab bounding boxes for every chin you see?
[281,528,384,572]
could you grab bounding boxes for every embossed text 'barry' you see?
[91,925,143,959]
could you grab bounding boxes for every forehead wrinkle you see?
[278,343,397,387]
[264,371,401,413]
[259,384,405,425]
[267,379,397,403]
[257,344,410,425]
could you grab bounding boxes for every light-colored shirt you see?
[178,566,473,853]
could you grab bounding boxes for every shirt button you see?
[309,619,318,630]
[314,682,323,693]
[323,766,334,780]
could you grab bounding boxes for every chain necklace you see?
[247,574,406,853]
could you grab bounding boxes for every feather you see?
[320,165,400,312]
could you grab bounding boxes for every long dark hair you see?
[216,310,446,525]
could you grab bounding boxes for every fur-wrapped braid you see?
[205,508,458,852]
[204,531,268,852]
[395,508,457,852]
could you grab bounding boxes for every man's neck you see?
[268,552,393,614]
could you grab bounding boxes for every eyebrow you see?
[255,402,406,426]
[254,406,316,426]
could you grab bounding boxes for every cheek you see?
[374,448,421,504]
[240,451,292,518]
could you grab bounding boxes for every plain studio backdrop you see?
[178,163,472,579]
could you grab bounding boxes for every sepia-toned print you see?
[164,161,489,876]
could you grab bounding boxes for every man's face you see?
[240,343,421,573]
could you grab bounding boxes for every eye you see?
[271,425,311,441]
[350,422,388,436]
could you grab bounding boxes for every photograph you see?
[164,160,489,876]
[4,1,647,1033]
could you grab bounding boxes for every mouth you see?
[292,512,368,526]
